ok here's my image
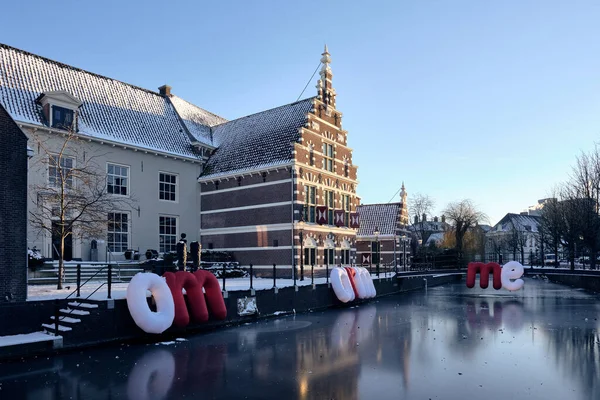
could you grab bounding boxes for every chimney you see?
[158,85,172,97]
[422,213,427,222]
[441,215,446,223]
[414,215,419,224]
[434,216,438,222]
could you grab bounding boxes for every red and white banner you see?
[316,206,328,225]
[334,210,345,227]
[350,212,360,228]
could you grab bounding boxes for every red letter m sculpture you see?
[466,262,502,290]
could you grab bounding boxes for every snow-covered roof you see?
[357,203,402,237]
[200,98,314,178]
[169,95,227,147]
[0,43,225,158]
[493,213,540,233]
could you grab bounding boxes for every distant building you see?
[486,213,540,265]
[0,104,28,301]
[409,214,450,245]
[355,184,410,271]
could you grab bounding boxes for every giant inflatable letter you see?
[501,261,524,291]
[164,271,207,328]
[466,262,502,290]
[193,270,227,321]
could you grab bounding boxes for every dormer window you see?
[36,91,82,131]
[52,106,75,130]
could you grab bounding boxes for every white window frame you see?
[107,163,130,197]
[322,142,334,172]
[48,154,75,189]
[107,212,130,253]
[158,171,178,202]
[159,215,178,253]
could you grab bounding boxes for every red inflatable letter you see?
[344,267,359,297]
[193,270,227,321]
[466,262,502,290]
[164,271,206,328]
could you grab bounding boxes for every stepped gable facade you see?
[199,47,361,274]
[0,43,360,274]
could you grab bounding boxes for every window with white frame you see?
[304,247,316,266]
[107,212,129,252]
[342,194,351,227]
[322,142,334,172]
[304,185,316,223]
[324,190,334,225]
[324,248,335,265]
[107,163,129,196]
[49,155,74,189]
[159,172,177,201]
[159,216,177,253]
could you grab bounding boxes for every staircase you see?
[42,300,101,337]
[29,262,144,285]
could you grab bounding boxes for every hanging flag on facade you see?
[361,253,371,265]
[334,210,345,227]
[350,212,360,228]
[316,206,328,225]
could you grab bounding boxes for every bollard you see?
[249,264,254,290]
[76,264,81,298]
[222,263,227,292]
[300,264,304,281]
[107,264,112,299]
[273,264,277,288]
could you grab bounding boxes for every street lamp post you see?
[374,227,380,278]
[394,234,398,274]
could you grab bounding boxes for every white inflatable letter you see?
[501,261,525,291]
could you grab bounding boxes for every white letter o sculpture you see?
[127,273,175,334]
[330,267,356,303]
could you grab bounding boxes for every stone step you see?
[50,315,81,324]
[59,308,90,316]
[41,323,72,332]
[68,301,98,309]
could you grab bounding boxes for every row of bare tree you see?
[538,144,600,270]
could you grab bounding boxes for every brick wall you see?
[0,106,28,302]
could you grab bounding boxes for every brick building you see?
[356,184,410,273]
[0,104,28,301]
[198,47,360,275]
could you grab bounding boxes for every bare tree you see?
[539,196,562,267]
[442,199,487,267]
[409,193,435,244]
[29,128,135,289]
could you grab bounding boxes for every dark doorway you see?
[52,222,73,261]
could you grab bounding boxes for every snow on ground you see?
[27,272,399,301]
[0,332,59,347]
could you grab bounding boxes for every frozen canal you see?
[1,278,599,399]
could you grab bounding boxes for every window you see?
[342,194,351,227]
[341,249,350,264]
[159,216,177,253]
[107,163,129,196]
[108,213,129,252]
[304,247,316,266]
[324,190,334,225]
[49,155,74,188]
[304,186,316,223]
[322,143,333,172]
[324,248,335,265]
[309,146,315,166]
[159,172,177,201]
[344,161,349,178]
[51,106,74,130]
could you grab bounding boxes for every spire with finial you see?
[400,182,407,204]
[317,44,336,108]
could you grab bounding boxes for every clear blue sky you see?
[2,1,600,225]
